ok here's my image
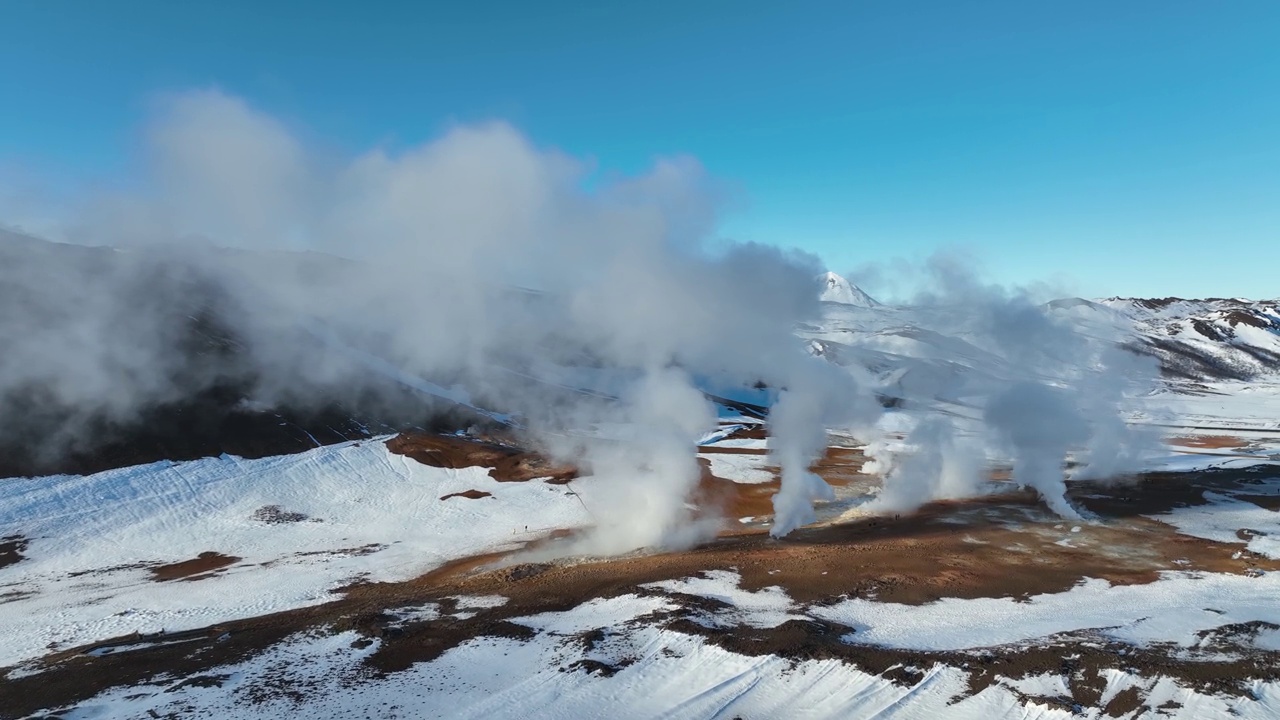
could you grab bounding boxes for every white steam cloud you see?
[861,255,1161,517]
[1,90,1158,552]
[1,89,868,553]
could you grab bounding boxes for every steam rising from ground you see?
[1,89,1156,552]
[861,256,1160,517]
[1,89,862,553]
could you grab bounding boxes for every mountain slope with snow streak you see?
[21,563,1280,719]
[803,282,1280,415]
[1100,296,1280,381]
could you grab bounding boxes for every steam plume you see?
[0,89,864,552]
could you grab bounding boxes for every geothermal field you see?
[3,250,1280,718]
[2,95,1280,719]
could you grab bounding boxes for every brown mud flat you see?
[697,445,770,455]
[812,446,869,483]
[0,536,27,570]
[439,489,493,501]
[150,552,241,582]
[386,432,577,483]
[695,445,869,521]
[695,423,768,455]
[6,468,1280,718]
[1233,492,1280,511]
[1070,467,1277,517]
[1168,435,1247,450]
[694,460,779,519]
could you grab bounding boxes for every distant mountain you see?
[801,290,1280,413]
[1097,297,1280,382]
[1043,295,1280,381]
[818,271,880,307]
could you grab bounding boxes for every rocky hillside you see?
[1099,296,1280,381]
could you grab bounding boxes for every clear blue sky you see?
[2,0,1278,299]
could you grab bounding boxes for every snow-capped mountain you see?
[811,271,1280,386]
[1090,296,1280,381]
[818,271,879,307]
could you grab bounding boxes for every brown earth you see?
[694,460,779,519]
[0,536,26,570]
[440,489,493,501]
[1233,493,1280,511]
[724,424,768,441]
[697,445,770,455]
[386,432,578,483]
[1168,435,1246,450]
[150,552,241,582]
[5,466,1279,718]
[694,444,873,522]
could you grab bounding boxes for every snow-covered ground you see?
[39,623,1031,720]
[811,571,1280,651]
[1150,380,1280,433]
[48,581,1280,720]
[6,410,1279,673]
[702,452,776,484]
[1146,479,1280,560]
[0,439,602,668]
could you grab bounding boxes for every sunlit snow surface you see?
[53,627,1013,720]
[0,439,599,668]
[1146,486,1280,559]
[49,576,1280,720]
[7,414,1280,716]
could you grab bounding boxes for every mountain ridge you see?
[818,271,880,307]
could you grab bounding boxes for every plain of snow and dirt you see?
[5,269,1280,719]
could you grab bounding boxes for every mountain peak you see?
[819,271,879,307]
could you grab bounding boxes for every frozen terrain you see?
[5,269,1280,718]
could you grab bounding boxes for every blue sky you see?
[2,0,1278,299]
